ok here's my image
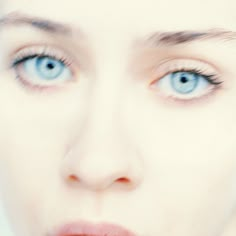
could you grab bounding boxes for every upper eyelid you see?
[0,20,92,66]
[8,44,223,81]
[129,46,226,79]
[153,58,220,77]
[9,44,79,72]
[11,45,73,61]
[5,39,94,74]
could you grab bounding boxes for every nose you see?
[61,134,144,191]
[63,154,142,192]
[61,113,144,192]
[60,71,144,192]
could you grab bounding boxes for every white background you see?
[0,200,14,236]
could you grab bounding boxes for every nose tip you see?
[61,147,144,192]
[61,125,144,192]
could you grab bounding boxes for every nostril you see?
[117,177,130,183]
[69,174,79,182]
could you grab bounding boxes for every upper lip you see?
[49,220,136,236]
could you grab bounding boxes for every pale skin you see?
[0,0,236,236]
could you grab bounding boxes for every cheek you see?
[0,85,79,195]
[0,102,69,235]
[121,86,236,198]
[120,91,236,232]
[122,83,236,166]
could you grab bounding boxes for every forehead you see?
[2,0,236,39]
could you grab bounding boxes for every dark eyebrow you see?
[1,12,236,47]
[141,29,236,47]
[0,11,74,35]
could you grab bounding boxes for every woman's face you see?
[1,0,236,236]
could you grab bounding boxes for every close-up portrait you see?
[0,0,236,236]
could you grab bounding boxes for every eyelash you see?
[11,46,74,92]
[11,47,224,105]
[12,46,72,66]
[150,65,224,105]
[162,68,222,85]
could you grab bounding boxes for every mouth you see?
[49,220,136,236]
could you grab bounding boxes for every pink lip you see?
[50,220,136,236]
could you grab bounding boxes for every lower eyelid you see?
[170,86,219,105]
[149,76,224,107]
[14,72,72,94]
[150,86,219,107]
[12,58,77,93]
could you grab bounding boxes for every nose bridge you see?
[84,30,130,140]
[78,72,127,167]
[84,55,126,147]
[85,85,118,149]
[62,72,140,191]
[61,39,145,191]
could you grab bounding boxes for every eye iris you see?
[35,56,64,80]
[171,72,199,94]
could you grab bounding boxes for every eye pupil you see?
[180,76,188,83]
[170,72,199,94]
[32,56,66,80]
[17,52,73,87]
[47,62,55,70]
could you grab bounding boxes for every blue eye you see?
[24,56,71,80]
[15,56,73,87]
[152,70,222,100]
[170,72,199,94]
[28,57,65,80]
